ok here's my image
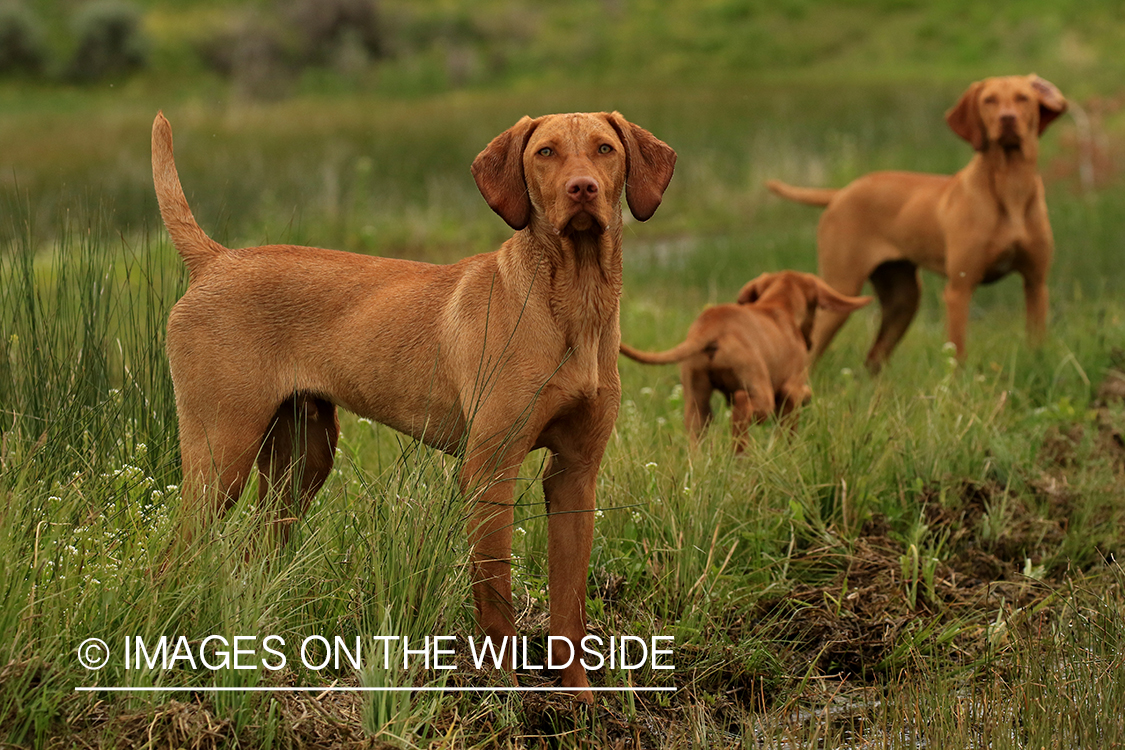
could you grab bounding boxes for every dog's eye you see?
[538,147,553,157]
[598,144,614,154]
[1015,93,1029,103]
[983,95,998,105]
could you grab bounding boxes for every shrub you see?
[198,1,383,99]
[197,14,298,101]
[284,0,384,67]
[0,2,46,76]
[67,1,147,82]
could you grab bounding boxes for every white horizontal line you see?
[75,686,675,693]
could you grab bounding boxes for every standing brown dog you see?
[768,75,1067,373]
[620,271,870,451]
[152,111,676,700]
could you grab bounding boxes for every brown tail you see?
[152,112,226,280]
[766,179,838,207]
[619,339,701,365]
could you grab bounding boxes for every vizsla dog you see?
[768,75,1067,373]
[619,271,869,451]
[152,111,675,700]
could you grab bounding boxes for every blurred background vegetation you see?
[1,0,1123,257]
[2,0,1125,93]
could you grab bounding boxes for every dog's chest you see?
[981,213,1034,284]
[549,292,616,400]
[981,244,1018,284]
[554,334,606,402]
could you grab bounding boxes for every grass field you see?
[3,4,1125,747]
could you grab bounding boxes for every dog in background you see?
[152,110,676,701]
[768,74,1067,373]
[620,271,870,451]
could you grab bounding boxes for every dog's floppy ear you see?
[471,116,540,230]
[945,81,986,151]
[736,273,775,305]
[604,112,677,222]
[791,274,871,350]
[814,277,872,312]
[1029,75,1067,135]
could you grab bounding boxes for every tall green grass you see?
[0,222,480,744]
[1,80,1124,747]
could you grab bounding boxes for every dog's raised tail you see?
[766,179,838,207]
[619,340,700,365]
[152,112,225,279]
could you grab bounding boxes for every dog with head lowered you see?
[620,271,869,451]
[152,111,676,700]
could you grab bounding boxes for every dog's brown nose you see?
[566,176,599,203]
[1000,113,1018,128]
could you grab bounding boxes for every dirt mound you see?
[750,470,1074,685]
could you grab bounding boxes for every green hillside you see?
[7,0,1125,97]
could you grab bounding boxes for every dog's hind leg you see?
[177,409,272,546]
[257,394,340,544]
[865,259,921,374]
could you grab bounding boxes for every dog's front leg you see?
[541,417,612,703]
[942,276,976,362]
[1022,271,1049,347]
[681,365,714,448]
[730,391,755,454]
[460,439,528,672]
[777,375,813,435]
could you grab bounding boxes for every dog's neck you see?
[506,214,624,342]
[970,138,1042,222]
[980,134,1039,167]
